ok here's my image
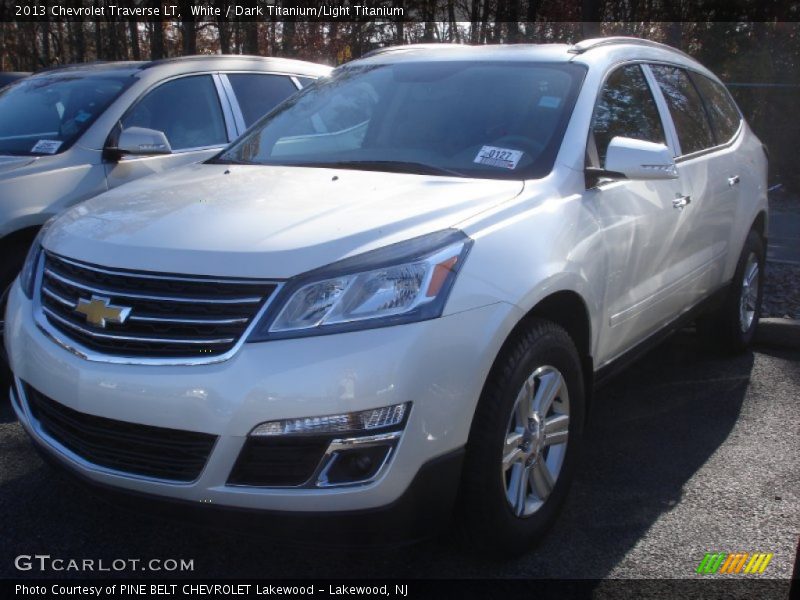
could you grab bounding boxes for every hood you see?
[45,163,524,278]
[0,155,38,175]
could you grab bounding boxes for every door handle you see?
[672,195,691,210]
[728,175,740,186]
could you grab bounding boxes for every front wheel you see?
[458,319,585,556]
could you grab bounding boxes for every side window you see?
[226,74,299,127]
[688,72,742,143]
[650,65,716,155]
[121,75,227,151]
[590,64,666,167]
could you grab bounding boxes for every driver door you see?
[104,74,234,189]
[585,64,692,364]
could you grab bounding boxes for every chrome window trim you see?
[217,73,247,134]
[116,143,225,159]
[12,376,213,486]
[32,253,285,366]
[212,72,240,141]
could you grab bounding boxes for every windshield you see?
[216,61,585,179]
[0,72,133,156]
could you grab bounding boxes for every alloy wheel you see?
[502,365,570,517]
[739,252,760,333]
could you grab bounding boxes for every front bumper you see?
[5,279,518,517]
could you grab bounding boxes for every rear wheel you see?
[698,230,765,353]
[458,319,585,556]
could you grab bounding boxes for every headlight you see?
[249,229,472,340]
[19,221,53,299]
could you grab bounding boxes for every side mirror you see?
[590,137,678,181]
[115,127,172,156]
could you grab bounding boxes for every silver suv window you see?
[589,64,666,167]
[121,75,227,151]
[650,65,716,155]
[689,72,742,144]
[226,74,299,127]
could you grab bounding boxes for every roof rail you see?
[34,60,114,73]
[140,54,294,70]
[361,43,466,59]
[568,36,694,60]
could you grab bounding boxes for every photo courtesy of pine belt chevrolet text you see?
[3,37,768,555]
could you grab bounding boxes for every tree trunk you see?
[395,0,404,44]
[69,21,86,63]
[150,22,165,59]
[581,0,603,40]
[218,20,231,54]
[41,22,51,66]
[507,0,520,43]
[182,21,197,55]
[281,21,295,55]
[129,21,140,60]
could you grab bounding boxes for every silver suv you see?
[0,56,330,297]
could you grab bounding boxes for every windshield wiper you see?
[206,157,260,166]
[298,160,466,177]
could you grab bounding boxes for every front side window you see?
[650,65,716,155]
[0,73,132,156]
[121,75,227,151]
[589,64,666,167]
[216,62,586,180]
[226,74,299,127]
[689,72,742,144]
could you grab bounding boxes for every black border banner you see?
[1,0,799,23]
[2,578,797,600]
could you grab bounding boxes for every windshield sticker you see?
[31,139,62,154]
[539,96,562,109]
[474,146,523,170]
[74,110,92,123]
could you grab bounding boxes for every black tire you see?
[458,318,585,557]
[0,241,29,394]
[698,230,765,353]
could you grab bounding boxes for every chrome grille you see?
[38,253,278,359]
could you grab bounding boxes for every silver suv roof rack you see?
[361,43,465,59]
[568,36,694,60]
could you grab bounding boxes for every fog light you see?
[250,402,409,437]
[319,442,394,486]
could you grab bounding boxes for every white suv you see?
[5,38,767,554]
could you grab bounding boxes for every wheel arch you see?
[751,210,768,244]
[477,289,596,433]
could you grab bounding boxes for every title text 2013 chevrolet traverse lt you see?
[5,38,767,554]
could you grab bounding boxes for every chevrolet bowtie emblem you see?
[74,295,131,328]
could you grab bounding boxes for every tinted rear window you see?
[227,74,299,127]
[689,72,742,143]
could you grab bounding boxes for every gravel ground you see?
[763,189,800,320]
[763,262,800,320]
